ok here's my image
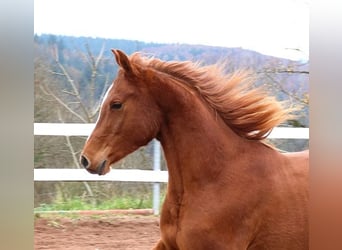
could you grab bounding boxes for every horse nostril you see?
[80,155,89,169]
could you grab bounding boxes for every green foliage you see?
[34,195,163,211]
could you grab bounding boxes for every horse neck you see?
[152,77,244,192]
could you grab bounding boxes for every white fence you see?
[34,123,309,139]
[34,123,309,214]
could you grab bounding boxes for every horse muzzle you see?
[80,155,107,175]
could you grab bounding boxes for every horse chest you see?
[158,200,181,248]
[159,198,249,249]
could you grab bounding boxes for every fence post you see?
[152,139,161,215]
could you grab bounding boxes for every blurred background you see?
[34,0,309,213]
[34,35,309,212]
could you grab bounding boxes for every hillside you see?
[34,33,309,126]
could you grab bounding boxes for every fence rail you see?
[34,123,309,139]
[34,169,168,182]
[34,123,309,214]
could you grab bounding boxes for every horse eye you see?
[110,102,123,110]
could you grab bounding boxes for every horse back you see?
[251,149,309,249]
[283,149,309,166]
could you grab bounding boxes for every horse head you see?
[80,49,161,175]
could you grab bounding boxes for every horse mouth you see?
[97,160,107,175]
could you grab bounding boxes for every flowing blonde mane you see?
[128,53,293,140]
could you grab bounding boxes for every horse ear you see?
[111,49,134,75]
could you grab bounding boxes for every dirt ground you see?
[34,211,161,250]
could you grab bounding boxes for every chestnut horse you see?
[80,49,308,250]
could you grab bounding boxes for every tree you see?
[35,39,111,206]
[257,58,309,152]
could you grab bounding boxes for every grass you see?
[34,195,163,212]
